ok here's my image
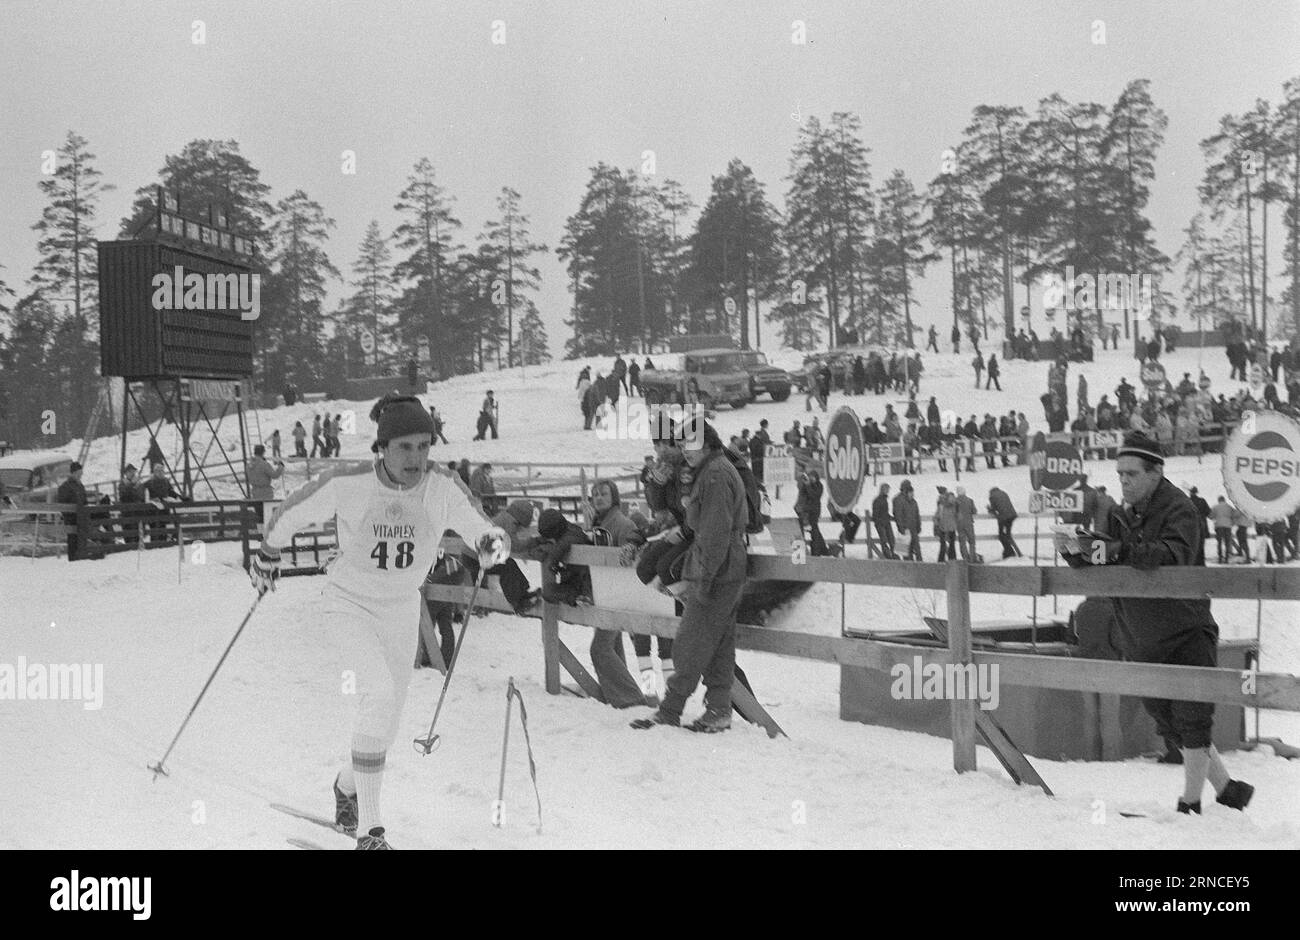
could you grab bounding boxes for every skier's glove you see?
[250,547,280,595]
[477,527,511,567]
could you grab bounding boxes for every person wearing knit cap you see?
[632,419,748,733]
[249,393,511,849]
[1055,428,1254,815]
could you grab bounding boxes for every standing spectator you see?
[985,354,1001,391]
[784,420,802,448]
[926,396,941,427]
[972,352,984,388]
[871,483,897,559]
[892,480,922,561]
[795,469,827,556]
[962,415,980,472]
[979,414,998,469]
[270,429,282,460]
[456,458,472,488]
[927,324,939,353]
[246,444,285,503]
[586,479,649,708]
[612,354,629,394]
[310,414,325,457]
[955,486,978,561]
[935,488,958,561]
[1056,431,1253,814]
[56,462,89,560]
[817,363,832,411]
[1077,374,1089,415]
[1188,486,1212,542]
[474,391,499,440]
[643,357,655,371]
[951,322,961,353]
[969,326,981,356]
[468,462,495,500]
[292,420,308,458]
[1016,412,1031,464]
[1110,323,1120,350]
[987,486,1022,559]
[429,406,449,445]
[804,417,824,455]
[581,377,600,430]
[628,359,641,397]
[1231,504,1252,562]
[632,421,749,733]
[998,413,1015,467]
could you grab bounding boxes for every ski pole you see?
[494,681,514,828]
[413,566,488,755]
[149,592,263,781]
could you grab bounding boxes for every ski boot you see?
[686,711,732,734]
[1176,800,1201,815]
[333,774,358,836]
[1216,779,1254,811]
[630,709,680,730]
[355,826,392,850]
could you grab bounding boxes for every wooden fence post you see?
[946,559,977,773]
[540,566,561,694]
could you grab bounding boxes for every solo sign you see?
[824,406,865,513]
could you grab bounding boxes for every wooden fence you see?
[427,540,1300,782]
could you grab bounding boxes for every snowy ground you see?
[3,341,1298,849]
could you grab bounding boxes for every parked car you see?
[0,451,74,507]
[639,348,753,409]
[737,350,793,402]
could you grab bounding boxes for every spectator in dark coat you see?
[292,421,308,457]
[1056,431,1252,814]
[987,486,1021,558]
[871,483,896,558]
[985,354,1001,390]
[795,469,827,556]
[142,463,183,543]
[56,462,89,560]
[117,464,149,545]
[628,360,641,397]
[892,480,922,561]
[537,508,594,606]
[456,459,471,487]
[310,415,325,457]
[632,420,749,733]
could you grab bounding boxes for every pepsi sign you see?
[1222,411,1300,522]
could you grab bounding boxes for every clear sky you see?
[2,0,1297,352]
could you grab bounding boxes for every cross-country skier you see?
[249,393,509,849]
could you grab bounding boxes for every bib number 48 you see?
[371,540,415,570]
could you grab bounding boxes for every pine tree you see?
[392,158,462,376]
[263,190,339,390]
[516,299,551,365]
[872,171,940,347]
[346,220,395,372]
[685,159,782,349]
[1280,76,1300,338]
[29,131,113,442]
[480,188,546,366]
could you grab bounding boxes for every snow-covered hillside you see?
[3,341,1297,849]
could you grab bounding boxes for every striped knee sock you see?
[352,733,387,835]
[636,655,652,672]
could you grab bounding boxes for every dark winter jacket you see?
[681,449,748,591]
[892,492,921,534]
[987,487,1017,522]
[871,492,892,525]
[143,476,181,502]
[795,476,823,522]
[1064,477,1217,662]
[492,500,540,555]
[592,504,644,549]
[537,508,594,597]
